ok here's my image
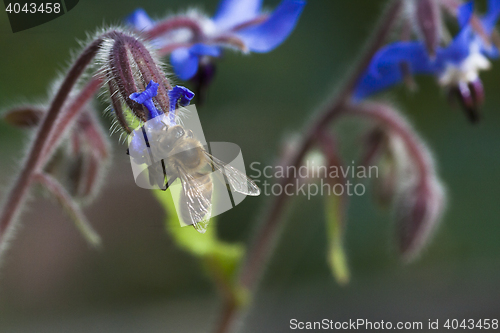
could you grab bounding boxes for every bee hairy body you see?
[159,125,208,176]
[139,122,260,233]
[158,125,214,228]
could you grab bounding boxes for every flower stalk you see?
[213,1,403,332]
[34,172,101,247]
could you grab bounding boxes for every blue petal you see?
[171,48,200,81]
[354,66,404,101]
[168,86,195,112]
[213,0,263,30]
[130,80,161,119]
[126,8,154,31]
[369,42,435,75]
[354,42,437,100]
[436,24,475,67]
[458,1,474,29]
[236,0,305,53]
[189,43,222,57]
[130,80,159,104]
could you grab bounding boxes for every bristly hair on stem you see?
[0,24,184,263]
[0,29,148,263]
[96,28,173,140]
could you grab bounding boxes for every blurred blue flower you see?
[170,44,222,81]
[126,8,154,31]
[126,0,306,80]
[354,0,500,101]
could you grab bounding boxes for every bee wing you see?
[176,165,212,233]
[204,151,260,196]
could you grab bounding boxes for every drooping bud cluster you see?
[375,124,445,259]
[65,107,110,203]
[360,127,397,207]
[394,173,445,260]
[3,102,110,204]
[352,102,446,260]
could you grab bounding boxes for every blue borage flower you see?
[129,80,194,123]
[354,0,500,103]
[128,81,195,163]
[130,81,162,119]
[126,0,306,80]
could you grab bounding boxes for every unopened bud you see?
[394,176,445,260]
[363,128,409,208]
[67,108,110,203]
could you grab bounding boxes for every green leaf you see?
[324,194,350,286]
[153,188,246,304]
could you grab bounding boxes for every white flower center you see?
[438,44,491,86]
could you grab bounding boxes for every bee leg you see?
[162,175,178,191]
[161,159,177,191]
[160,120,169,131]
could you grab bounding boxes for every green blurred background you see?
[0,0,499,332]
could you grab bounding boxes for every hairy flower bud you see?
[394,175,445,260]
[363,128,396,207]
[348,102,447,261]
[97,30,172,132]
[361,126,412,208]
[2,102,110,204]
[66,107,110,203]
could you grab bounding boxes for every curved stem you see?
[344,101,431,181]
[157,42,193,56]
[39,77,103,167]
[0,37,104,251]
[33,172,101,247]
[144,17,203,40]
[212,1,403,332]
[231,15,268,32]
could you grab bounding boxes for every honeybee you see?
[141,122,260,233]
